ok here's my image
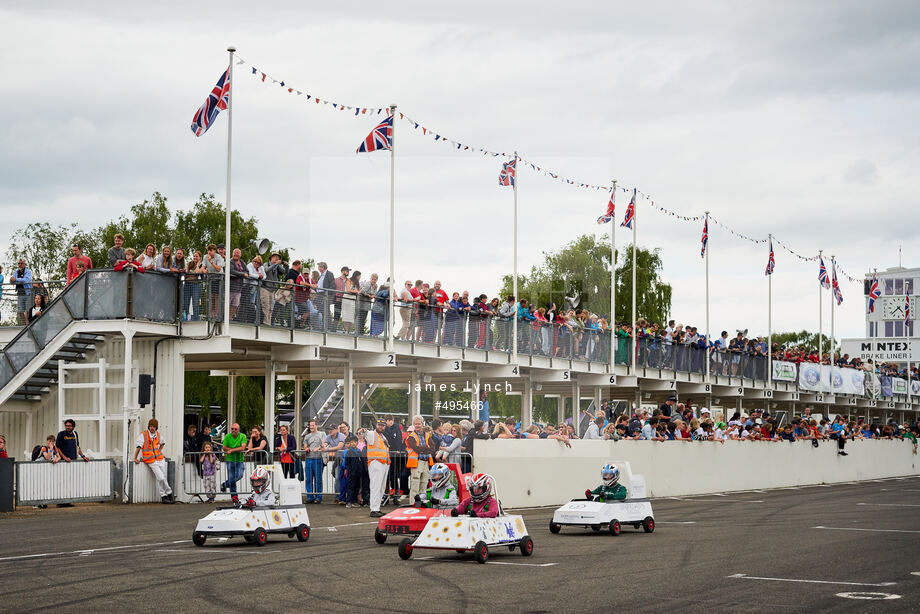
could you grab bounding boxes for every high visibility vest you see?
[366,432,390,465]
[141,430,165,463]
[406,432,432,468]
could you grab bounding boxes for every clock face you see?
[881,296,914,321]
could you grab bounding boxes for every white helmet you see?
[430,463,451,489]
[601,463,619,488]
[467,473,494,502]
[250,467,270,493]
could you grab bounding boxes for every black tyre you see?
[520,535,534,557]
[549,522,561,534]
[474,540,489,564]
[609,519,621,536]
[374,529,387,544]
[642,517,655,533]
[297,524,311,542]
[253,527,268,546]
[508,544,516,551]
[398,538,414,560]
[192,532,206,547]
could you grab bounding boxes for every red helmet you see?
[466,473,494,502]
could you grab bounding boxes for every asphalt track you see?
[2,477,920,613]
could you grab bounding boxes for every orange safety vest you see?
[366,432,390,465]
[141,430,165,463]
[406,431,433,468]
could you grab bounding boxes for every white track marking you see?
[728,573,895,587]
[911,572,920,576]
[814,526,920,534]
[0,540,187,562]
[656,521,696,525]
[880,488,920,492]
[835,592,901,600]
[414,556,557,567]
[856,502,920,507]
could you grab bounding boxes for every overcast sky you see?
[2,1,918,340]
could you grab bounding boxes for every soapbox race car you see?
[192,469,310,547]
[396,475,533,564]
[374,462,471,545]
[549,461,655,536]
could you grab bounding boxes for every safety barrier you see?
[128,458,176,503]
[181,449,472,504]
[15,459,114,506]
[473,438,920,508]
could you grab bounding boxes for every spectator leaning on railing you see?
[56,419,89,463]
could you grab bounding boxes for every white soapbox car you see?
[397,484,532,564]
[550,461,654,536]
[193,467,310,547]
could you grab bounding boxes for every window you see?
[885,322,894,337]
[895,278,903,295]
[885,279,894,295]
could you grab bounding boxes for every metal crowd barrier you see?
[182,449,472,505]
[15,459,115,506]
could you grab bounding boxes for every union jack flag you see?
[868,273,880,313]
[356,115,393,153]
[832,266,843,305]
[620,189,636,228]
[765,239,775,275]
[191,66,231,137]
[597,190,615,224]
[818,257,831,289]
[700,219,708,258]
[499,157,516,187]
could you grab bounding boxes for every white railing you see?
[15,459,114,505]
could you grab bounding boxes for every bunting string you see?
[233,53,865,284]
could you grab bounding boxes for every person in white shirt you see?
[139,243,157,271]
[583,417,604,440]
[248,255,267,323]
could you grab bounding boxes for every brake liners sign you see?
[840,339,918,362]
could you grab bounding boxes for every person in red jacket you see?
[451,473,498,518]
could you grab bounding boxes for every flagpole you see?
[818,249,823,368]
[388,104,397,352]
[223,46,235,334]
[512,151,519,363]
[704,211,710,383]
[830,255,836,371]
[631,193,637,374]
[768,233,773,387]
[906,283,911,405]
[873,267,878,383]
[609,181,617,368]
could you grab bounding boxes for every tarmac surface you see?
[2,477,920,613]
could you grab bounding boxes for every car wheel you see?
[474,540,489,564]
[609,520,621,536]
[192,532,206,547]
[253,527,267,546]
[398,538,414,560]
[519,535,534,557]
[296,524,310,542]
[549,522,561,534]
[374,529,387,544]
[643,517,655,533]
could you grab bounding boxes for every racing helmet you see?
[250,467,270,493]
[430,463,451,489]
[467,473,494,502]
[601,463,620,488]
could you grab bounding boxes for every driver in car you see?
[585,463,627,502]
[416,463,459,508]
[451,473,498,518]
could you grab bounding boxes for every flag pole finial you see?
[227,45,236,53]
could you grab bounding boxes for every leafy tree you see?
[498,233,672,325]
[6,222,79,281]
[184,372,266,431]
[763,330,837,354]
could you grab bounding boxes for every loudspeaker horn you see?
[250,238,271,255]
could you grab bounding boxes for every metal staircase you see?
[8,333,104,401]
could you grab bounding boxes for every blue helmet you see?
[430,463,451,488]
[601,463,619,487]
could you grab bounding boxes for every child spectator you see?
[343,435,363,508]
[38,435,61,463]
[201,442,219,503]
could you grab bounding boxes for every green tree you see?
[6,222,80,281]
[498,233,672,325]
[763,330,837,354]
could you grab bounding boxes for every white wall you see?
[473,439,920,508]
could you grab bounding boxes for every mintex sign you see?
[840,338,918,362]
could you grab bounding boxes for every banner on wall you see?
[797,363,824,392]
[892,377,908,395]
[772,361,797,382]
[911,380,920,397]
[840,338,919,362]
[797,364,865,394]
[865,373,881,399]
